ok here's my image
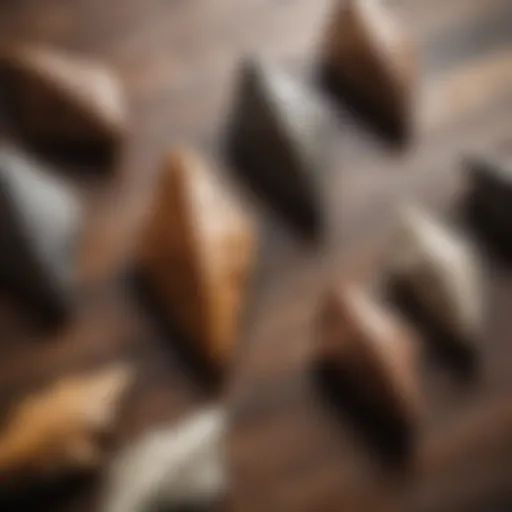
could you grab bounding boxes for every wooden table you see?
[1,0,512,510]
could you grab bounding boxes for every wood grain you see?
[1,1,512,511]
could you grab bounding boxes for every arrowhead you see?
[317,284,421,429]
[0,44,127,162]
[226,57,333,238]
[105,407,227,512]
[140,148,257,371]
[391,204,482,352]
[75,363,135,430]
[0,146,83,325]
[0,364,134,478]
[322,0,416,138]
[465,151,512,235]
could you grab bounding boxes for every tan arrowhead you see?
[0,364,134,479]
[391,204,483,349]
[0,44,127,157]
[318,283,421,427]
[323,0,416,136]
[140,148,256,370]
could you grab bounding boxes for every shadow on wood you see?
[229,164,322,243]
[461,192,512,264]
[0,51,123,171]
[0,473,95,512]
[225,142,324,243]
[0,91,118,171]
[387,277,478,381]
[9,137,120,173]
[318,66,410,147]
[313,361,415,469]
[129,269,224,394]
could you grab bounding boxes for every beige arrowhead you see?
[323,0,416,135]
[0,364,134,479]
[1,44,127,155]
[391,204,483,349]
[104,407,227,512]
[140,148,256,370]
[318,283,421,427]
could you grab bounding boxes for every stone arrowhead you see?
[226,57,333,238]
[391,205,482,351]
[322,0,416,138]
[104,407,227,512]
[0,44,127,161]
[0,146,83,325]
[465,151,512,236]
[140,148,256,371]
[0,364,134,479]
[317,284,421,429]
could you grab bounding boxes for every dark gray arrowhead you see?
[226,57,333,239]
[0,147,82,325]
[465,151,512,238]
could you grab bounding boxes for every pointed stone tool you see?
[0,146,83,325]
[317,283,421,430]
[465,151,512,238]
[226,56,333,238]
[104,407,227,512]
[139,148,256,372]
[0,43,127,161]
[322,0,416,138]
[390,204,483,352]
[0,364,134,480]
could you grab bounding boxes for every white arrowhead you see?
[104,407,227,512]
[392,204,483,347]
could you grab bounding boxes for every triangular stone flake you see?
[140,148,256,371]
[104,407,227,512]
[390,205,483,351]
[0,363,133,478]
[226,57,333,238]
[0,44,127,160]
[0,146,83,325]
[317,283,421,428]
[322,0,416,138]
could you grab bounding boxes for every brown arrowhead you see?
[317,284,421,428]
[0,44,127,160]
[0,364,134,480]
[139,148,256,371]
[322,0,416,138]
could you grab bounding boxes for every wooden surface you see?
[1,0,512,510]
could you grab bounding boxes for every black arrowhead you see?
[466,151,512,190]
[465,152,512,230]
[226,57,333,240]
[0,147,82,326]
